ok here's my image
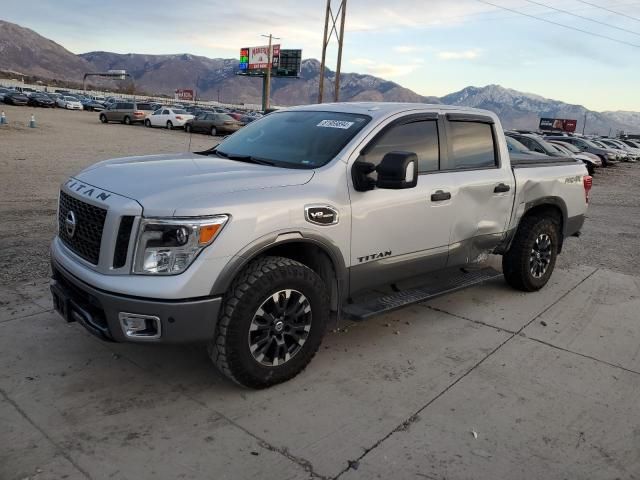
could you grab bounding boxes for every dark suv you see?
[99,101,155,125]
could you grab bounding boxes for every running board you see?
[342,267,503,321]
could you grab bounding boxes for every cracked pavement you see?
[2,263,640,479]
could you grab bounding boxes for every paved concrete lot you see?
[1,106,640,479]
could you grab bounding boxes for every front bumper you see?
[50,259,222,343]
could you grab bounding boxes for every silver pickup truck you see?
[50,103,591,388]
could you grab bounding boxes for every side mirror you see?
[376,151,418,189]
[352,151,418,191]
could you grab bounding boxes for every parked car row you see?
[98,100,263,135]
[0,86,107,111]
[505,130,638,175]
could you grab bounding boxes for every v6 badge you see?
[305,205,339,226]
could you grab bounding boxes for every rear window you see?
[173,109,188,114]
[123,103,134,110]
[449,122,497,169]
[217,114,235,121]
[136,103,153,110]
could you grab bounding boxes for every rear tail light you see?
[176,115,183,120]
[583,175,593,203]
[133,111,144,116]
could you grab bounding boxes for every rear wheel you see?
[123,116,131,125]
[209,256,329,388]
[502,215,560,292]
[210,126,217,136]
[166,120,173,130]
[99,114,107,123]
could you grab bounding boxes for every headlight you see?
[133,216,228,275]
[606,152,615,159]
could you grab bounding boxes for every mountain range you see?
[0,19,637,135]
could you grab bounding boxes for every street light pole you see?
[261,33,280,111]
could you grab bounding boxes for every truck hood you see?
[75,153,314,215]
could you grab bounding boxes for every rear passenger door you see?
[441,114,515,266]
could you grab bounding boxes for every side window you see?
[161,109,169,115]
[448,121,497,169]
[360,120,439,173]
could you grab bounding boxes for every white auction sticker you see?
[317,120,354,129]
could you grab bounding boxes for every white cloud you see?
[348,57,421,77]
[437,49,481,60]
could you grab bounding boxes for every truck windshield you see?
[214,111,371,169]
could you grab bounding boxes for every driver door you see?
[349,114,454,293]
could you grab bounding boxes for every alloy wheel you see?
[529,233,552,279]
[248,289,312,367]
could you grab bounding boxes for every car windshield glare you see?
[216,111,371,168]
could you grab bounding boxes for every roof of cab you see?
[283,101,497,121]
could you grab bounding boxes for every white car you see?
[57,96,83,110]
[145,107,194,129]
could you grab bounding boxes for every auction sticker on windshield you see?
[317,120,354,129]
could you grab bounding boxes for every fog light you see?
[119,313,161,339]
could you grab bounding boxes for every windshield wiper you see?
[212,150,276,166]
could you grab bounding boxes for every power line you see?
[474,0,640,47]
[522,0,640,36]
[574,0,640,23]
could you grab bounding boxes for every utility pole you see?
[318,0,347,103]
[261,33,280,111]
[582,111,587,135]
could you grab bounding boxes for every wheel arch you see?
[211,231,348,311]
[500,197,567,254]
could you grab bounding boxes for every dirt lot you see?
[2,105,640,480]
[1,103,639,285]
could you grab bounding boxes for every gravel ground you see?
[0,104,638,285]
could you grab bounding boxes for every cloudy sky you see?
[2,0,640,111]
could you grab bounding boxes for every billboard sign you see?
[175,89,194,101]
[239,45,281,71]
[539,117,577,133]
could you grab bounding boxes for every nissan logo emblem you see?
[65,210,77,238]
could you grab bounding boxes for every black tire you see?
[99,114,107,124]
[586,163,595,175]
[166,120,173,130]
[502,214,560,292]
[123,116,131,125]
[209,256,329,388]
[144,119,151,128]
[185,123,192,133]
[210,126,217,136]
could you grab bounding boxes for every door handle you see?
[494,183,511,193]
[430,190,451,202]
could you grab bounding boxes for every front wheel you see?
[502,215,560,292]
[99,114,107,123]
[209,256,329,388]
[210,126,217,136]
[144,119,151,128]
[185,123,192,133]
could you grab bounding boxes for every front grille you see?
[58,191,107,265]
[113,216,134,268]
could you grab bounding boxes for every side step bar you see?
[342,267,503,321]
